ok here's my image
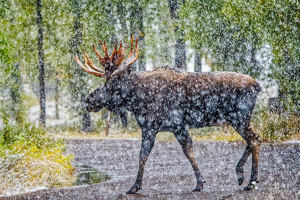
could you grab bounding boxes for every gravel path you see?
[3,139,299,200]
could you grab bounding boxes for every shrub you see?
[252,108,300,141]
[0,122,74,196]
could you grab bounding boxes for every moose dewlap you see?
[75,36,262,194]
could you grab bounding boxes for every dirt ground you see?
[2,139,299,200]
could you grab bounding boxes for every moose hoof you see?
[237,177,244,186]
[193,181,205,192]
[236,168,244,186]
[192,188,202,192]
[126,184,141,194]
[243,181,258,191]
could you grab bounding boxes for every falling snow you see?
[0,0,299,199]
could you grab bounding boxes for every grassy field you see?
[50,124,300,143]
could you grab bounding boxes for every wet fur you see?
[85,66,262,193]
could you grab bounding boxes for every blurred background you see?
[0,0,299,140]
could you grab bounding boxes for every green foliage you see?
[260,111,299,141]
[0,31,12,66]
[182,0,299,113]
[222,0,299,113]
[250,107,300,141]
[1,121,46,148]
[0,119,68,155]
[0,30,25,124]
[1,0,298,134]
[182,0,262,77]
[144,1,175,66]
[0,30,13,90]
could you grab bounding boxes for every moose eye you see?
[112,91,120,101]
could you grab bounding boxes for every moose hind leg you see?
[173,130,205,191]
[234,123,261,190]
[236,145,251,186]
[127,129,157,194]
[244,127,261,190]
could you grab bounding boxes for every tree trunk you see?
[116,1,128,36]
[249,34,259,77]
[54,77,59,119]
[194,52,202,72]
[174,35,186,70]
[36,0,46,127]
[70,0,92,132]
[117,1,147,71]
[137,8,145,71]
[106,2,117,43]
[129,4,137,71]
[102,2,118,134]
[10,63,24,124]
[168,0,186,70]
[129,1,145,71]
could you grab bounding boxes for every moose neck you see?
[106,72,135,111]
[115,72,143,113]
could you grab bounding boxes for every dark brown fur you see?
[84,66,262,193]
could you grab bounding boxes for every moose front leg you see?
[173,130,205,191]
[127,129,157,194]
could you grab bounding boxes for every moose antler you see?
[74,36,139,78]
[111,35,139,76]
[74,55,105,77]
[124,35,139,67]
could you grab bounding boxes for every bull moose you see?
[74,36,262,194]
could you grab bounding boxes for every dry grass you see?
[0,144,75,196]
[50,127,245,142]
[280,133,300,142]
[191,132,243,142]
[50,129,142,140]
[0,123,75,196]
[51,122,299,143]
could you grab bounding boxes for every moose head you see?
[74,36,139,126]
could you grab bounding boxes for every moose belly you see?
[185,109,227,128]
[135,107,228,132]
[183,90,234,128]
[135,108,185,130]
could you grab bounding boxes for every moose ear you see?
[110,63,132,77]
